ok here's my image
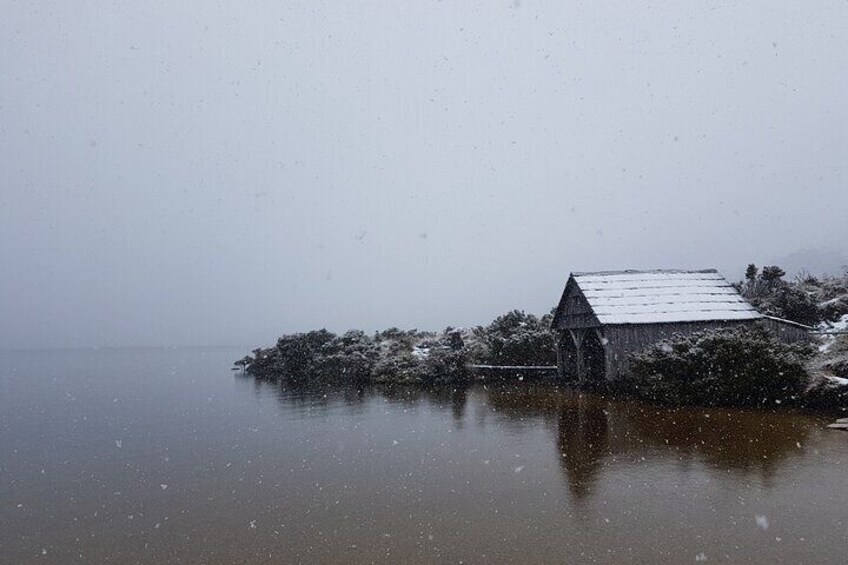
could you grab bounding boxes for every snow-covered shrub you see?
[825,357,848,379]
[814,330,848,379]
[415,346,469,386]
[242,329,380,384]
[819,296,848,322]
[803,273,848,322]
[745,265,848,324]
[371,328,435,384]
[626,326,813,407]
[237,347,278,378]
[372,329,470,385]
[371,351,424,385]
[312,330,380,383]
[804,374,848,412]
[238,311,556,385]
[475,310,557,366]
[740,265,820,326]
[272,329,337,381]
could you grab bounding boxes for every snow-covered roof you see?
[572,269,762,325]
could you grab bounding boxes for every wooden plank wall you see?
[603,320,754,380]
[759,318,811,344]
[554,283,601,330]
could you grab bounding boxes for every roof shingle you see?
[572,269,762,325]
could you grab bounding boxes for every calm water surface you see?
[1,347,846,564]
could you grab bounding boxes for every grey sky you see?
[2,1,847,348]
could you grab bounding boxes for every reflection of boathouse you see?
[551,269,807,383]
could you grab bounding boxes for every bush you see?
[819,296,848,322]
[371,328,433,384]
[625,326,813,407]
[371,351,425,384]
[802,274,848,322]
[765,285,820,326]
[313,330,379,384]
[804,375,848,412]
[241,325,476,386]
[825,358,848,379]
[416,346,469,386]
[238,310,557,386]
[741,265,820,326]
[814,334,848,379]
[372,329,471,386]
[274,329,338,381]
[241,329,379,384]
[476,310,557,366]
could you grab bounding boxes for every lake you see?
[1,347,846,563]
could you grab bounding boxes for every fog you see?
[2,1,847,349]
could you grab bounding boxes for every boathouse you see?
[550,269,807,383]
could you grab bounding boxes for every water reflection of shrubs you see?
[255,377,473,425]
[615,402,812,479]
[474,384,815,496]
[253,378,817,507]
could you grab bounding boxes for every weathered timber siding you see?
[554,280,601,330]
[601,320,754,380]
[759,318,811,344]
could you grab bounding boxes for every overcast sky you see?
[1,1,847,348]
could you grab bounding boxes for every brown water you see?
[1,347,846,564]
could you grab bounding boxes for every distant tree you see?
[745,263,758,282]
[444,327,465,351]
[739,264,821,326]
[760,265,786,283]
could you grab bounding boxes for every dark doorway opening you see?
[580,331,606,382]
[559,332,579,381]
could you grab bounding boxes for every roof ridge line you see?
[572,269,720,276]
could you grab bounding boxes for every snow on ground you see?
[817,314,848,353]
